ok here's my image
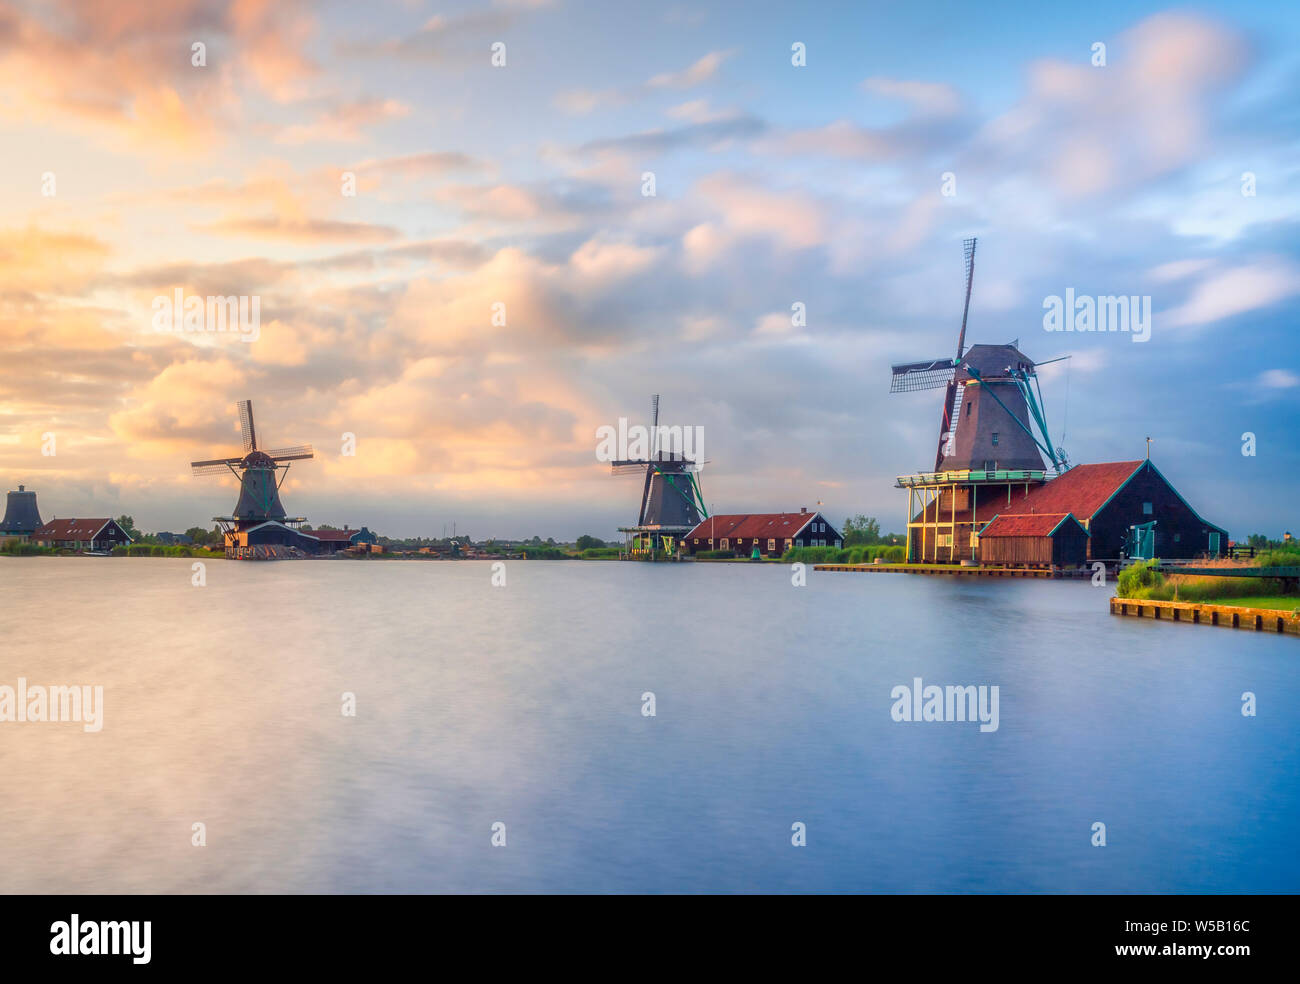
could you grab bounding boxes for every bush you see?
[1117,559,1164,599]
[782,545,847,564]
[521,546,569,559]
[0,540,55,556]
[579,547,621,559]
[1256,548,1300,568]
[781,543,906,565]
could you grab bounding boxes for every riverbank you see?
[1110,596,1300,636]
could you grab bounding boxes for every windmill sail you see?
[890,358,956,393]
[238,399,257,452]
[955,237,976,360]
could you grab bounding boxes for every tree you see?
[576,535,606,551]
[116,514,142,540]
[842,514,881,546]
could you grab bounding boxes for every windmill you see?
[191,399,314,537]
[888,238,1069,563]
[611,394,708,557]
[889,238,1068,475]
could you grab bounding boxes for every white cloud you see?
[1258,369,1300,389]
[1164,258,1298,327]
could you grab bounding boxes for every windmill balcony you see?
[896,468,1047,489]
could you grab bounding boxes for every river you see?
[1,557,1296,893]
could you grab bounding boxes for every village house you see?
[31,518,133,552]
[684,508,841,557]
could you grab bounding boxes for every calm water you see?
[1,556,1296,894]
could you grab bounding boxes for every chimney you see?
[800,506,807,514]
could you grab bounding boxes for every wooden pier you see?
[1110,597,1300,636]
[812,563,1096,578]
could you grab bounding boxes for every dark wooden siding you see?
[1090,463,1227,560]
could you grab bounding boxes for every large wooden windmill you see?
[889,239,1070,563]
[191,400,314,539]
[611,394,708,558]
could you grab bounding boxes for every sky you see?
[1,0,1297,541]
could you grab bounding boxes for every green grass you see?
[1117,558,1299,608]
[1194,596,1300,613]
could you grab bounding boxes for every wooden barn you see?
[977,512,1089,567]
[685,508,841,557]
[990,459,1227,561]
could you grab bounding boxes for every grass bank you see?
[1117,558,1300,612]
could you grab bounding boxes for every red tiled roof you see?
[685,512,824,541]
[33,518,114,539]
[980,512,1079,537]
[306,528,358,541]
[1010,461,1143,520]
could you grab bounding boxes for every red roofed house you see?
[32,518,133,552]
[977,512,1089,567]
[976,459,1227,564]
[684,508,840,557]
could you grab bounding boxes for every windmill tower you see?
[889,239,1069,563]
[1,485,42,537]
[610,394,708,559]
[191,400,314,553]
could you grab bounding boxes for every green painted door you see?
[1130,521,1156,560]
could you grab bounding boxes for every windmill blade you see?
[890,358,956,393]
[956,237,976,359]
[237,399,257,452]
[191,460,240,476]
[649,393,660,456]
[611,460,650,475]
[266,445,314,462]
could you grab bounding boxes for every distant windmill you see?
[611,395,708,556]
[888,237,1068,474]
[191,400,314,532]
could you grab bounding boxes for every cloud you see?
[861,77,962,116]
[276,97,410,144]
[555,50,735,115]
[975,13,1250,198]
[1164,258,1298,328]
[646,49,734,89]
[1258,369,1300,389]
[200,217,401,244]
[579,114,765,155]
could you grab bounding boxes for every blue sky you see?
[1,0,1296,539]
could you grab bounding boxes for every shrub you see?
[521,546,569,559]
[1117,559,1164,599]
[1256,549,1300,569]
